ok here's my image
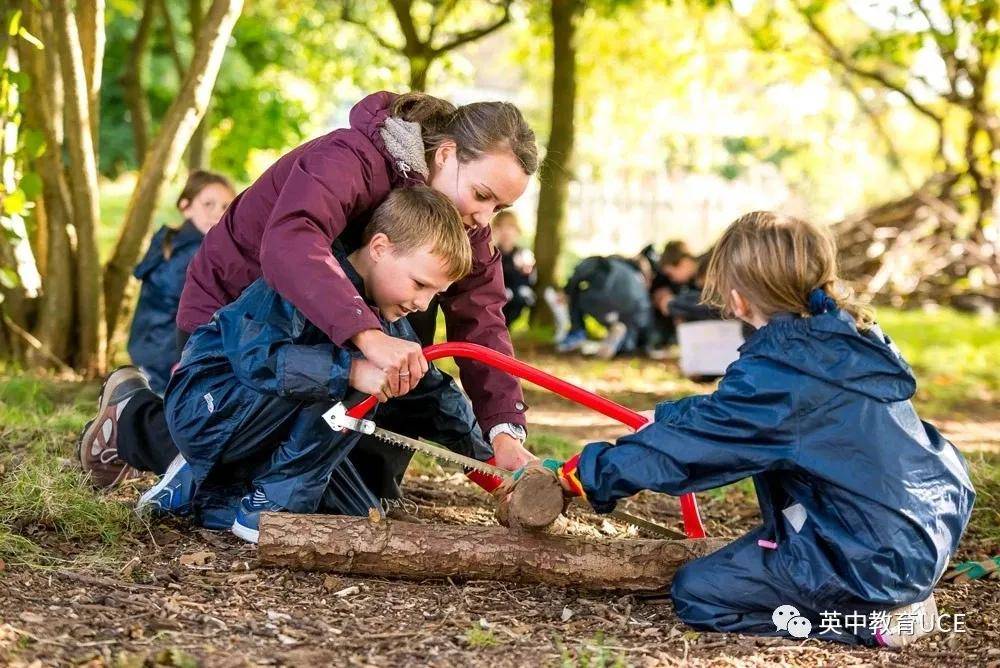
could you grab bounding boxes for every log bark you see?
[258,514,725,592]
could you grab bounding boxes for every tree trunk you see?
[103,0,243,344]
[408,54,430,91]
[495,466,565,532]
[19,4,75,364]
[185,0,208,170]
[121,0,156,165]
[531,0,579,327]
[75,0,104,162]
[258,514,724,591]
[52,0,105,375]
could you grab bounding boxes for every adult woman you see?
[80,91,538,493]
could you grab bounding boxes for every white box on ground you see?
[677,320,745,377]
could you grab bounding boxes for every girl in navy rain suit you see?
[529,212,974,648]
[128,171,235,393]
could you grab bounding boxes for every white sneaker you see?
[597,322,628,360]
[875,593,938,648]
[544,287,571,342]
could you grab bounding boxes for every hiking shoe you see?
[136,453,196,516]
[232,489,285,543]
[78,366,149,489]
[597,322,628,359]
[556,329,588,353]
[381,496,423,523]
[875,593,938,648]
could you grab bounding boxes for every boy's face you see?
[493,222,519,251]
[663,257,698,284]
[367,234,455,321]
[181,183,234,234]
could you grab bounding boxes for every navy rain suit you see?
[577,309,974,644]
[128,221,204,393]
[566,256,652,352]
[164,247,493,528]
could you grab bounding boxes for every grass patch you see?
[0,457,145,565]
[464,626,500,648]
[556,632,629,668]
[966,452,1000,554]
[877,308,999,418]
[0,375,140,566]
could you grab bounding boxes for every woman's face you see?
[428,142,530,229]
[181,183,234,234]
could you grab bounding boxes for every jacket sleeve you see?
[217,301,354,402]
[439,224,526,434]
[577,357,799,513]
[258,139,385,346]
[376,366,494,463]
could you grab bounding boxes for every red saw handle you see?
[347,341,706,539]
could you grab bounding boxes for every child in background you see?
[128,171,235,394]
[136,187,495,543]
[527,211,974,647]
[492,211,537,326]
[551,253,653,359]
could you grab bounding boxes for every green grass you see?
[0,374,145,566]
[877,308,1000,418]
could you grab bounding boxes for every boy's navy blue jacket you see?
[128,221,204,393]
[579,310,974,606]
[164,246,492,515]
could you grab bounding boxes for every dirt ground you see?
[1,349,998,667]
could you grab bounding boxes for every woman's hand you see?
[352,329,428,396]
[492,433,537,471]
[348,359,390,403]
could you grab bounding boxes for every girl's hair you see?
[363,186,472,282]
[390,92,538,175]
[176,170,234,209]
[702,211,874,330]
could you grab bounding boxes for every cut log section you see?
[495,466,565,532]
[257,513,726,592]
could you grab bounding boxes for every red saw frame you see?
[347,342,706,539]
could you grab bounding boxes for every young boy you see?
[136,187,494,542]
[492,211,537,326]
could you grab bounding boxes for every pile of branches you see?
[833,174,999,311]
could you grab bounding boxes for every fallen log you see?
[257,513,726,592]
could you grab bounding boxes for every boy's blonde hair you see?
[702,211,874,330]
[363,186,472,282]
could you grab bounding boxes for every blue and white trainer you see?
[555,329,588,353]
[136,454,196,515]
[232,489,285,544]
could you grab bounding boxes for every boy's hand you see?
[492,433,537,470]
[352,329,428,396]
[349,359,390,403]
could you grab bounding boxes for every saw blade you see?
[371,427,511,479]
[370,427,686,540]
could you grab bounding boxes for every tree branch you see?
[794,1,944,126]
[341,2,403,53]
[158,0,187,78]
[432,0,512,56]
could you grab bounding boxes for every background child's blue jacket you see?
[165,248,492,518]
[128,221,204,393]
[579,310,974,607]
